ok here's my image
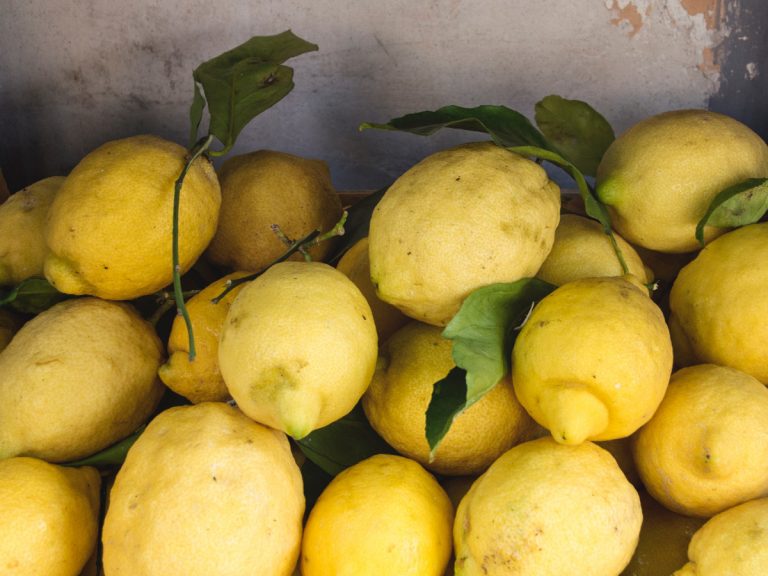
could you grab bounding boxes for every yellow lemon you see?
[369,141,560,326]
[205,150,343,271]
[44,135,220,300]
[0,457,100,576]
[336,236,409,342]
[0,176,64,285]
[158,271,248,403]
[0,297,164,462]
[301,453,453,576]
[596,109,768,253]
[622,488,705,576]
[363,321,539,476]
[102,402,304,576]
[672,497,768,575]
[218,261,377,439]
[454,437,642,576]
[536,213,650,287]
[633,364,768,517]
[512,276,672,444]
[669,223,768,383]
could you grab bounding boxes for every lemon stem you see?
[606,229,630,276]
[173,134,213,362]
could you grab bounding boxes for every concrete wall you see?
[1,0,763,191]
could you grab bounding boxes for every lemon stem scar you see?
[173,134,214,362]
[540,387,609,445]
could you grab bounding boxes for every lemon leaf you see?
[0,277,69,314]
[425,279,556,454]
[297,405,394,476]
[534,95,615,177]
[190,30,318,155]
[326,187,387,264]
[696,178,768,245]
[360,104,553,149]
[62,426,146,470]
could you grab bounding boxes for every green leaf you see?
[534,95,615,177]
[297,404,394,476]
[426,279,556,453]
[191,30,318,155]
[360,104,554,150]
[696,178,768,245]
[62,426,145,470]
[0,277,69,314]
[326,187,387,264]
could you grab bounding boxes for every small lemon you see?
[369,141,560,326]
[0,297,164,462]
[669,223,768,383]
[158,271,248,403]
[363,321,539,476]
[672,497,768,575]
[102,402,304,576]
[205,150,343,271]
[336,236,409,342]
[512,276,673,444]
[0,176,64,285]
[536,213,650,286]
[596,109,768,253]
[301,453,453,576]
[0,457,100,576]
[44,135,221,300]
[454,437,642,576]
[218,261,377,439]
[622,489,705,576]
[633,364,768,517]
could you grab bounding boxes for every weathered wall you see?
[0,0,762,191]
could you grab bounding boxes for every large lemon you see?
[0,297,164,462]
[633,364,768,517]
[218,261,377,439]
[0,457,100,576]
[369,141,560,326]
[672,497,768,575]
[44,135,220,300]
[158,271,248,403]
[0,176,64,285]
[512,276,673,445]
[669,223,768,382]
[301,453,453,576]
[102,402,304,576]
[363,321,539,476]
[205,150,343,271]
[596,109,768,253]
[454,437,642,576]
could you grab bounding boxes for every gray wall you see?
[1,0,765,192]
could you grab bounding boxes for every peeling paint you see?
[745,62,759,80]
[606,0,729,85]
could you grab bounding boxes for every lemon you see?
[205,150,343,271]
[454,437,642,576]
[0,297,164,462]
[301,453,453,576]
[536,213,650,287]
[369,141,560,326]
[512,276,673,444]
[672,497,768,575]
[336,236,409,342]
[158,271,248,403]
[44,135,221,300]
[598,437,641,487]
[363,321,539,475]
[622,488,705,576]
[218,261,377,439]
[669,223,768,383]
[633,364,768,517]
[596,109,768,253]
[102,402,304,576]
[0,457,100,576]
[0,176,64,285]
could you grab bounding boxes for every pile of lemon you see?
[0,109,767,576]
